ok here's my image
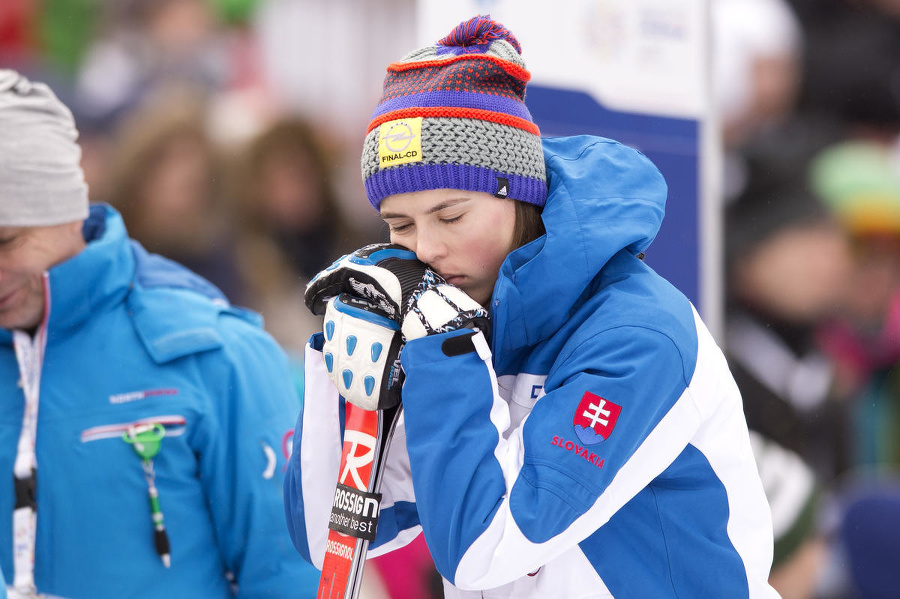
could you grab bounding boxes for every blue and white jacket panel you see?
[285,136,776,598]
[0,205,318,598]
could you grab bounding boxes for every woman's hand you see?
[304,243,428,320]
[304,242,491,409]
[400,271,491,342]
[318,293,405,410]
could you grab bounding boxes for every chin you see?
[468,291,489,307]
[0,310,41,332]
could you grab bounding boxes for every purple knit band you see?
[370,90,535,122]
[364,162,547,210]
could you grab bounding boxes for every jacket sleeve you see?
[283,334,342,568]
[283,334,421,569]
[196,314,320,597]
[399,325,700,590]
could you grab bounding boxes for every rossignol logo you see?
[379,117,423,167]
[328,483,381,541]
[325,538,354,560]
[333,485,379,518]
[339,429,377,488]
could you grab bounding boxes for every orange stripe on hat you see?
[387,53,532,84]
[367,107,541,136]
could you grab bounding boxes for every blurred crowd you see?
[717,0,900,597]
[3,0,900,597]
[1,0,419,366]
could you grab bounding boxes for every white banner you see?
[417,0,709,118]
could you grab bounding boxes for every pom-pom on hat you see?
[361,15,547,210]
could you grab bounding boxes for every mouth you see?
[0,287,21,309]
[441,274,466,286]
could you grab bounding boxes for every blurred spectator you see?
[75,117,117,209]
[787,0,900,142]
[834,478,900,598]
[231,116,364,357]
[711,0,808,211]
[724,162,854,597]
[0,0,38,71]
[811,140,900,469]
[107,91,245,303]
[712,0,803,150]
[73,0,251,130]
[252,0,414,142]
[726,161,854,480]
[368,534,443,599]
[251,0,413,238]
[237,116,358,280]
[38,0,104,77]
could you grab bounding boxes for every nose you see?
[413,229,447,266]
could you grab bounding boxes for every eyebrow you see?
[381,197,471,220]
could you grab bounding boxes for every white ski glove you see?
[400,270,491,342]
[305,243,491,409]
[319,293,405,410]
[305,244,429,410]
[305,243,430,321]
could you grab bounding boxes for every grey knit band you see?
[0,70,90,227]
[362,117,546,184]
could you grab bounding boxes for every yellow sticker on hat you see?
[378,118,423,167]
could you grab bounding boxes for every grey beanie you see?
[0,69,89,226]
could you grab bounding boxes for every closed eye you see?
[387,222,412,234]
[0,234,22,248]
[440,214,463,225]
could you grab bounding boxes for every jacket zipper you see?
[80,415,187,442]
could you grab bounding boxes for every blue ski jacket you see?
[0,205,319,597]
[286,136,778,598]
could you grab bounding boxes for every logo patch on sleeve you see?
[378,117,423,167]
[573,391,621,445]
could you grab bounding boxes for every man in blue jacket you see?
[0,69,318,597]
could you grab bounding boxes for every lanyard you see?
[11,274,50,595]
[123,423,172,568]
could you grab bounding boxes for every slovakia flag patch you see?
[573,391,621,446]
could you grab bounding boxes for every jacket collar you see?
[490,136,668,357]
[49,204,134,337]
[0,204,134,346]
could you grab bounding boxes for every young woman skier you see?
[285,15,779,599]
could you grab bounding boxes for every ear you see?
[61,219,88,256]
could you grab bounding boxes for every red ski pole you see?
[317,401,402,599]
